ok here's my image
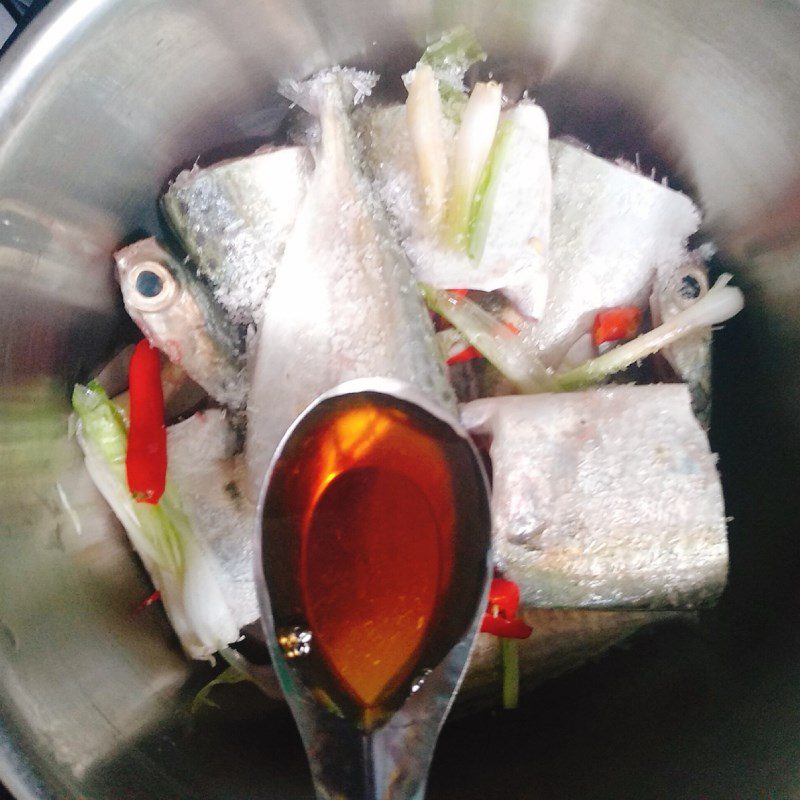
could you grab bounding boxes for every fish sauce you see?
[260,389,489,730]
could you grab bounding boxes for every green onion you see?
[406,63,449,227]
[444,82,503,249]
[467,118,514,261]
[418,26,486,115]
[501,638,520,710]
[555,274,744,391]
[190,665,249,714]
[421,284,554,392]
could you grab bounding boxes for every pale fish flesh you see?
[162,146,314,326]
[529,141,701,367]
[114,237,245,408]
[166,410,259,633]
[358,101,552,318]
[245,76,454,500]
[460,385,728,609]
[651,253,713,426]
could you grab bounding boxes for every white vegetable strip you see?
[406,63,449,227]
[445,82,503,246]
[556,274,744,391]
[422,285,553,392]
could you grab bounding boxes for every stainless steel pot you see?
[1,1,799,798]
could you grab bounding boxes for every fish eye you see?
[128,261,177,310]
[670,265,708,309]
[678,274,702,301]
[135,269,164,298]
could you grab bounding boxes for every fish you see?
[244,74,454,501]
[358,101,552,318]
[165,409,260,635]
[460,384,728,609]
[651,253,713,426]
[161,145,314,326]
[528,140,701,367]
[114,237,246,408]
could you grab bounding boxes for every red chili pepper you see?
[126,339,167,504]
[448,288,469,298]
[480,614,533,639]
[592,306,642,347]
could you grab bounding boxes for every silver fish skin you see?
[651,253,713,426]
[114,237,245,408]
[529,141,701,367]
[245,76,454,500]
[162,146,314,326]
[461,384,728,609]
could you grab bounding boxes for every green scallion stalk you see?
[418,26,486,115]
[555,274,745,391]
[421,284,554,392]
[444,82,503,249]
[501,638,520,710]
[467,118,514,261]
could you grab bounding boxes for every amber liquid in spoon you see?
[260,389,489,732]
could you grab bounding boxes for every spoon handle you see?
[270,627,478,800]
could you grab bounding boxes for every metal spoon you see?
[255,377,492,800]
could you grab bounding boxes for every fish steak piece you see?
[529,141,701,367]
[114,237,245,408]
[461,385,728,609]
[162,146,314,326]
[245,77,453,500]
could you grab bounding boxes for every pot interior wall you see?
[0,1,799,798]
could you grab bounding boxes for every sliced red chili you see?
[134,590,162,613]
[487,577,520,619]
[126,339,167,504]
[448,288,469,298]
[480,577,532,639]
[447,345,482,365]
[480,614,533,639]
[592,306,642,347]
